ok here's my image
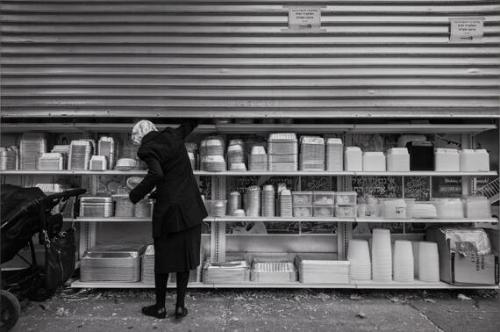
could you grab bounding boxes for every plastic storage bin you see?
[313,206,334,217]
[386,148,410,172]
[345,147,362,171]
[464,196,491,218]
[460,149,490,172]
[313,192,335,206]
[293,206,313,218]
[362,152,386,172]
[435,148,460,172]
[292,191,313,206]
[335,206,356,218]
[335,192,357,205]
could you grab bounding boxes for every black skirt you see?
[154,224,202,273]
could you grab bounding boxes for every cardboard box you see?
[426,228,499,285]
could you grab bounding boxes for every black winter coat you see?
[129,121,207,237]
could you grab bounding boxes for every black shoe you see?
[142,305,166,319]
[174,306,188,319]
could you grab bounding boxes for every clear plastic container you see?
[205,200,228,217]
[313,192,335,206]
[313,206,334,217]
[432,198,464,219]
[335,206,356,218]
[335,192,357,205]
[112,194,135,217]
[464,196,491,218]
[293,206,313,218]
[134,199,153,218]
[292,191,313,206]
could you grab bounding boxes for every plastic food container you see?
[38,152,64,171]
[381,199,407,219]
[205,200,227,217]
[435,148,460,172]
[79,196,113,218]
[245,186,261,217]
[135,199,153,218]
[335,206,356,218]
[460,149,490,172]
[89,155,107,171]
[386,148,410,172]
[313,192,335,206]
[335,192,357,206]
[432,198,464,219]
[464,196,491,218]
[293,206,313,218]
[292,191,313,206]
[362,152,386,172]
[326,138,343,171]
[313,206,334,217]
[345,147,362,171]
[112,194,135,217]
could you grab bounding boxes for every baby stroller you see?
[1,184,86,331]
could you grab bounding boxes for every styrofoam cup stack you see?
[412,241,420,279]
[262,185,275,217]
[371,228,392,282]
[418,241,440,282]
[393,240,414,282]
[348,240,371,281]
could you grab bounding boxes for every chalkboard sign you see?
[301,176,335,191]
[404,177,431,200]
[352,176,402,198]
[432,177,462,198]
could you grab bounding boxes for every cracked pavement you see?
[11,289,500,332]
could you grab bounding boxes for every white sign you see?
[289,7,321,31]
[450,18,484,42]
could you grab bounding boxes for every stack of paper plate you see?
[141,245,155,285]
[300,136,325,171]
[203,260,250,283]
[20,133,47,170]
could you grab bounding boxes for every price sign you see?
[289,7,321,31]
[450,18,484,42]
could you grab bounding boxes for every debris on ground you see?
[356,312,367,319]
[458,294,472,301]
[424,298,437,304]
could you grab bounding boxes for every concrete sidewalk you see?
[11,289,499,332]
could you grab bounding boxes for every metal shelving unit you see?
[2,120,499,289]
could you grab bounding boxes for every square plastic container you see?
[335,206,357,218]
[464,196,491,218]
[362,152,386,172]
[313,206,334,217]
[292,191,313,206]
[460,149,490,172]
[386,148,410,172]
[335,192,357,206]
[345,147,362,171]
[435,148,460,172]
[205,200,227,217]
[293,207,313,218]
[326,138,343,171]
[313,192,335,206]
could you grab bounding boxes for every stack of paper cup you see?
[393,240,414,282]
[262,185,275,217]
[348,240,371,281]
[418,241,440,282]
[245,186,261,217]
[371,228,392,282]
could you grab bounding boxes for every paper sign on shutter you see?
[450,18,484,42]
[288,7,321,31]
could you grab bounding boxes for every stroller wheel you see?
[0,290,21,332]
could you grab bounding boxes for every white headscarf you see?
[131,120,158,145]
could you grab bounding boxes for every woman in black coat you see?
[129,119,207,319]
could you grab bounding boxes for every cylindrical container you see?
[228,191,241,216]
[418,242,440,282]
[371,228,392,282]
[262,185,275,217]
[135,199,153,218]
[279,189,293,217]
[348,240,371,281]
[393,240,414,282]
[245,186,261,217]
[112,194,135,217]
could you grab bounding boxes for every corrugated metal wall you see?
[1,0,500,118]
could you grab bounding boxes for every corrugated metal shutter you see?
[1,0,499,118]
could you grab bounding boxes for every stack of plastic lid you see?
[141,245,155,284]
[262,185,275,217]
[98,136,115,170]
[203,260,250,283]
[248,145,267,171]
[371,228,392,282]
[20,133,47,170]
[268,133,298,172]
[251,260,297,283]
[38,153,64,171]
[347,239,371,281]
[228,139,246,171]
[299,136,325,171]
[0,146,18,171]
[417,241,439,282]
[393,240,414,282]
[279,189,293,217]
[245,186,261,217]
[228,191,241,216]
[200,136,226,172]
[326,138,343,171]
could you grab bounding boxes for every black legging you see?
[155,271,190,308]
